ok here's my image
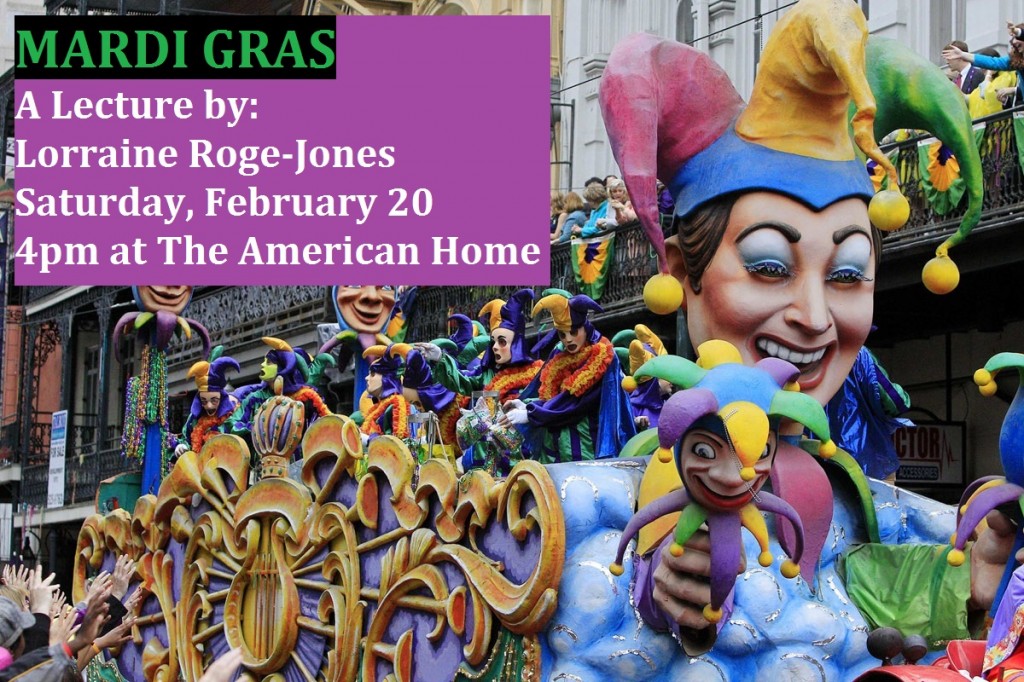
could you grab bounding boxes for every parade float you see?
[72,0,1008,679]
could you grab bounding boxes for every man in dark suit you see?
[945,40,986,94]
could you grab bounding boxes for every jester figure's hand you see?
[970,510,1024,612]
[499,408,528,427]
[652,529,746,630]
[413,342,443,363]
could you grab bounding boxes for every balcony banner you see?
[570,233,615,301]
[916,124,985,215]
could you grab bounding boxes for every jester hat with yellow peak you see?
[600,0,983,298]
[363,343,408,399]
[186,346,240,420]
[477,288,537,366]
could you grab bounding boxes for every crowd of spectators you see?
[942,22,1024,117]
[550,175,672,245]
[0,557,241,681]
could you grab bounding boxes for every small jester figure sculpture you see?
[948,353,1024,610]
[173,346,240,460]
[114,286,211,495]
[609,340,837,624]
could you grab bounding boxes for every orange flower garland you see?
[290,386,332,417]
[438,403,462,454]
[538,338,614,401]
[361,394,411,438]
[190,412,231,453]
[487,360,543,402]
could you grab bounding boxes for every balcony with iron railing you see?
[19,420,133,508]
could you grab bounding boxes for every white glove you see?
[174,443,189,458]
[502,399,526,412]
[502,408,528,426]
[360,432,370,446]
[414,342,443,363]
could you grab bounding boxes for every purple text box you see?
[14,16,551,286]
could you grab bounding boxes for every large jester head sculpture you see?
[600,0,984,312]
[610,340,835,623]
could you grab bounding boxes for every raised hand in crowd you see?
[80,615,136,667]
[197,648,244,682]
[49,605,79,647]
[111,555,136,602]
[122,586,144,616]
[49,589,67,620]
[68,584,111,654]
[85,572,113,605]
[26,566,59,616]
[2,564,30,593]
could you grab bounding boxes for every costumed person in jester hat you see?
[391,345,462,459]
[600,0,1004,661]
[613,324,672,430]
[172,346,240,461]
[415,289,543,405]
[114,286,210,495]
[499,292,635,463]
[939,353,1024,681]
[229,337,333,453]
[360,344,415,440]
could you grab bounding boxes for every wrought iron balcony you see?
[0,423,19,465]
[20,443,139,508]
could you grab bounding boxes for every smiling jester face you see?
[136,286,193,315]
[335,286,396,335]
[678,421,777,511]
[681,192,874,406]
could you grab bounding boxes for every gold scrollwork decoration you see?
[77,411,565,682]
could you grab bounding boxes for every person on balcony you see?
[576,182,612,239]
[943,24,1024,109]
[173,347,240,460]
[606,178,637,224]
[550,191,564,237]
[944,40,986,95]
[967,47,1019,118]
[551,191,587,244]
[499,292,635,463]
